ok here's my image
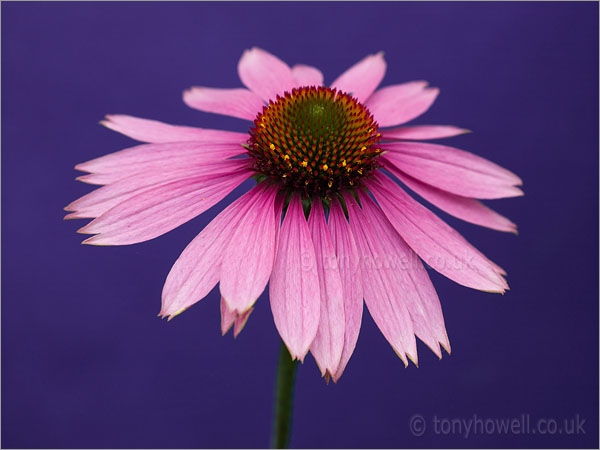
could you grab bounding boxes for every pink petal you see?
[221,297,237,335]
[273,191,286,239]
[366,83,439,127]
[183,87,264,121]
[344,193,417,366]
[291,64,324,86]
[383,142,523,199]
[359,191,450,356]
[66,160,244,219]
[220,185,278,313]
[74,173,107,186]
[221,297,254,337]
[101,115,248,144]
[233,308,253,338]
[237,47,296,103]
[327,198,364,382]
[73,173,124,186]
[269,193,320,362]
[75,157,242,186]
[381,125,470,140]
[368,173,508,293]
[382,159,517,233]
[371,81,429,99]
[307,199,345,378]
[330,52,386,102]
[160,186,263,318]
[74,141,246,184]
[79,166,250,246]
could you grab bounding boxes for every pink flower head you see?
[67,48,522,382]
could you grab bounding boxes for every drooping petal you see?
[221,297,254,337]
[382,160,517,233]
[368,173,508,292]
[273,191,286,240]
[330,52,386,103]
[183,87,264,121]
[344,193,417,366]
[269,193,320,361]
[220,185,278,313]
[161,186,263,318]
[75,156,243,187]
[66,160,245,219]
[307,199,345,378]
[359,191,450,356]
[237,47,296,103]
[233,308,253,338]
[292,64,324,86]
[101,115,248,144]
[381,125,470,141]
[366,83,439,127]
[327,198,363,382]
[382,141,523,199]
[370,81,428,100]
[221,297,237,335]
[74,141,246,185]
[79,166,251,246]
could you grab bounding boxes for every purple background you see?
[2,2,598,448]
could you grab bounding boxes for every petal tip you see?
[81,235,97,244]
[166,307,189,321]
[292,347,310,364]
[408,354,419,368]
[77,225,93,235]
[182,87,198,108]
[64,212,79,220]
[75,174,94,184]
[441,341,452,356]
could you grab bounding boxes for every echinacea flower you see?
[66,48,522,382]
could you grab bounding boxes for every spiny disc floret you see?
[248,86,381,196]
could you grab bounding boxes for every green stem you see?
[271,341,298,449]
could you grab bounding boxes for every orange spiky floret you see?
[248,86,381,197]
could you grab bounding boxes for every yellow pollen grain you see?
[322,164,329,171]
[341,159,347,167]
[328,180,333,188]
[361,146,367,152]
[283,154,290,160]
[269,143,276,150]
[357,169,363,175]
[301,160,308,167]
